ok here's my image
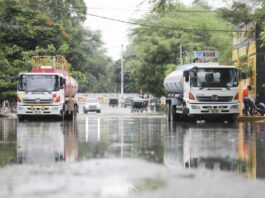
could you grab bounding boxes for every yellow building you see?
[232,22,265,103]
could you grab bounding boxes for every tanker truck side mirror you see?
[183,70,189,82]
[241,71,247,80]
[60,77,66,89]
[10,76,18,83]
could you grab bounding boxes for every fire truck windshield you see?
[19,75,59,92]
[190,68,238,88]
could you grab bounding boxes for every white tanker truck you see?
[15,56,78,121]
[164,63,243,122]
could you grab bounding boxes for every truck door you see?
[183,70,191,100]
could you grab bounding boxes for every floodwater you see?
[1,112,265,180]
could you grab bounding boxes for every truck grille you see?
[197,96,233,102]
[89,106,96,109]
[23,98,54,104]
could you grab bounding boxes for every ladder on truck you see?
[32,55,69,71]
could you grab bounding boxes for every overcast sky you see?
[84,0,227,60]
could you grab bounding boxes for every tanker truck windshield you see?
[190,68,238,88]
[19,75,60,92]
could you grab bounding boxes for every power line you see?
[86,13,253,33]
[136,0,148,8]
[66,4,219,12]
[134,0,149,14]
[86,7,148,12]
[0,13,251,34]
[0,3,252,33]
[73,6,218,13]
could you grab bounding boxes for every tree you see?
[0,0,113,104]
[107,58,137,94]
[218,2,253,26]
[192,0,212,9]
[22,0,87,26]
[0,0,69,103]
[126,3,233,97]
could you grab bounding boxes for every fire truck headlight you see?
[191,105,200,109]
[230,104,238,109]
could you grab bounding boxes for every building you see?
[232,22,265,103]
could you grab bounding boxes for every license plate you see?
[34,110,42,114]
[210,109,219,113]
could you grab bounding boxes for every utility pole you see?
[180,44,183,65]
[121,44,124,101]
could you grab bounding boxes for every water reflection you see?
[76,116,165,163]
[238,122,265,178]
[1,115,265,179]
[0,118,17,166]
[165,123,238,171]
[0,118,78,165]
[165,121,265,179]
[17,122,65,163]
[17,120,79,164]
[62,121,78,162]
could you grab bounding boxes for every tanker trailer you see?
[63,74,79,119]
[163,63,241,122]
[16,56,78,121]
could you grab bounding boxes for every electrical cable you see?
[85,13,253,33]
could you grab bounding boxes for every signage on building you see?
[194,51,218,59]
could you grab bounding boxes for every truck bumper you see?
[17,105,63,116]
[185,102,239,115]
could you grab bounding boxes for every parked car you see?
[150,98,160,112]
[131,98,148,112]
[83,98,101,113]
[109,98,119,107]
[123,97,134,108]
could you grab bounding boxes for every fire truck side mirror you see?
[183,70,189,82]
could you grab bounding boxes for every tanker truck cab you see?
[16,68,66,120]
[15,56,79,121]
[164,63,240,122]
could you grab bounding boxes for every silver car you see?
[83,98,101,113]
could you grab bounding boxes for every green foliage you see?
[0,81,17,103]
[126,3,233,97]
[165,64,176,76]
[0,0,112,101]
[107,59,137,93]
[218,0,265,63]
[218,2,253,26]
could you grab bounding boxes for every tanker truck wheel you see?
[227,114,238,123]
[170,105,178,122]
[17,115,25,122]
[167,103,171,121]
[59,108,65,120]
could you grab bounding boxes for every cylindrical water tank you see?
[64,76,78,97]
[163,69,184,93]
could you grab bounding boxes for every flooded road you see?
[1,107,265,180]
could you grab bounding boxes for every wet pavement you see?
[1,106,265,197]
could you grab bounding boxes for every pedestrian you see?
[243,97,255,116]
[242,85,252,98]
[242,85,254,116]
[256,102,265,116]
